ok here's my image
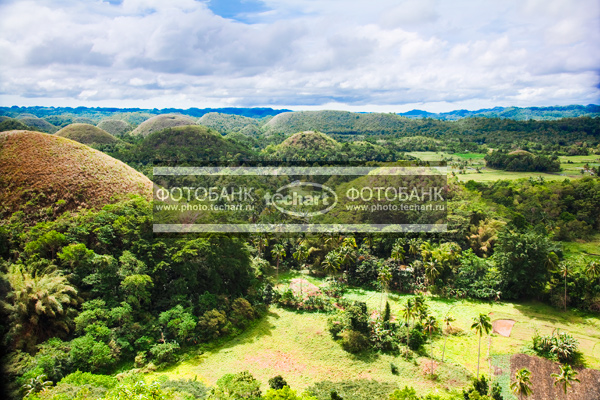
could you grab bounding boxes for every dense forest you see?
[0,108,599,400]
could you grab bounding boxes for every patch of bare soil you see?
[289,278,321,299]
[492,319,515,337]
[511,354,600,400]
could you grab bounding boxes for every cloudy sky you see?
[0,0,599,112]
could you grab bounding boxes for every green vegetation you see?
[130,114,199,137]
[55,123,119,145]
[97,119,133,136]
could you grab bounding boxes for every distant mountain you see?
[398,105,600,120]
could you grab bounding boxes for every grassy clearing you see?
[407,151,599,182]
[147,274,600,395]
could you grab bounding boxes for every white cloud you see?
[0,0,598,111]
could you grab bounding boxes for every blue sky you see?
[0,0,598,112]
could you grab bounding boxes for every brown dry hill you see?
[131,113,197,137]
[510,354,600,400]
[0,130,153,219]
[56,123,119,145]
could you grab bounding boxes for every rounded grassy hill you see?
[97,119,133,136]
[56,123,119,145]
[0,130,153,219]
[131,114,197,137]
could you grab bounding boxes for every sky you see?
[0,0,599,112]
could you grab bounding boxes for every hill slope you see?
[198,112,261,136]
[131,114,197,137]
[135,125,254,163]
[56,123,119,145]
[16,116,58,133]
[97,119,133,136]
[264,110,411,136]
[0,130,153,220]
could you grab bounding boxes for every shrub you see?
[197,309,229,340]
[532,329,579,363]
[390,363,399,375]
[340,330,369,353]
[69,335,116,373]
[210,371,262,399]
[264,385,318,400]
[104,380,168,400]
[229,298,255,328]
[149,341,180,366]
[160,378,209,399]
[306,380,398,400]
[327,313,345,339]
[407,329,425,351]
[158,305,197,343]
[269,375,288,390]
[389,387,419,400]
[59,371,117,389]
[345,302,369,335]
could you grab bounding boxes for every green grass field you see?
[147,275,600,397]
[406,152,600,182]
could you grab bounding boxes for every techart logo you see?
[265,181,338,217]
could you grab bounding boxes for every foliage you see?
[160,378,209,399]
[339,330,370,353]
[306,379,398,400]
[198,310,230,340]
[105,380,169,400]
[269,376,289,390]
[532,329,579,363]
[69,334,116,373]
[263,386,319,400]
[149,341,180,366]
[209,371,262,400]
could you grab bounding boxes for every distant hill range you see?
[398,104,600,120]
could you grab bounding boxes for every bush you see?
[264,385,318,400]
[197,309,229,340]
[105,380,168,400]
[340,330,370,353]
[69,335,116,373]
[532,330,579,363]
[390,363,398,375]
[160,378,209,399]
[229,298,255,328]
[327,313,345,339]
[60,371,117,389]
[210,371,262,399]
[149,341,180,366]
[269,375,288,390]
[306,380,398,400]
[407,329,425,351]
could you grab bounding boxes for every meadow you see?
[147,272,600,398]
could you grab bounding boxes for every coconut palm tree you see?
[390,240,405,263]
[408,238,421,258]
[585,260,600,286]
[510,368,533,400]
[471,313,492,379]
[552,364,580,399]
[322,251,341,277]
[423,315,438,376]
[557,261,570,312]
[271,244,286,282]
[402,298,416,347]
[2,264,80,352]
[377,263,392,314]
[441,313,455,362]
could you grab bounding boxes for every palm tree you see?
[471,313,492,379]
[510,368,533,400]
[402,299,416,348]
[408,238,421,258]
[424,260,440,287]
[552,364,580,399]
[377,263,392,314]
[557,261,570,312]
[390,240,405,263]
[1,264,80,352]
[271,244,286,282]
[585,260,600,286]
[423,315,438,376]
[441,313,455,362]
[322,251,341,277]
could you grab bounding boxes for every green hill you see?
[198,112,261,136]
[0,130,153,220]
[131,113,197,137]
[135,125,254,163]
[97,119,133,136]
[264,110,411,136]
[56,123,119,145]
[72,117,96,125]
[16,116,58,133]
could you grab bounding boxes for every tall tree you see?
[423,315,438,376]
[441,313,455,362]
[510,368,533,400]
[2,265,80,352]
[471,313,492,379]
[557,261,570,312]
[402,299,416,348]
[271,244,286,282]
[552,364,580,399]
